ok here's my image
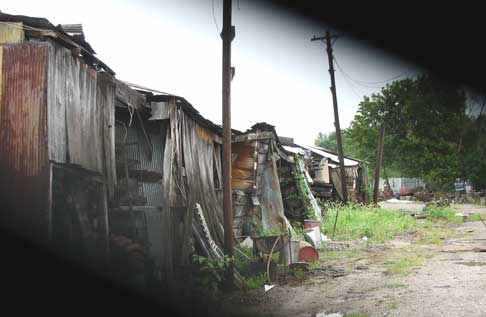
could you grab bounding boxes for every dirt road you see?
[221,204,486,317]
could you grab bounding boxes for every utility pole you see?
[221,0,234,288]
[311,31,348,203]
[373,123,385,204]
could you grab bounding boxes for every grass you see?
[467,213,486,222]
[385,255,423,275]
[321,248,366,261]
[416,225,459,245]
[345,312,370,317]
[387,300,400,310]
[384,246,431,276]
[383,282,406,289]
[322,203,418,242]
[416,206,462,223]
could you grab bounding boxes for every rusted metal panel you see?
[0,42,50,241]
[231,141,257,190]
[0,22,24,44]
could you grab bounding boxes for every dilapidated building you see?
[283,143,369,203]
[0,13,115,269]
[232,123,322,237]
[0,12,233,291]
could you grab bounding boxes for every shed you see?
[0,13,115,268]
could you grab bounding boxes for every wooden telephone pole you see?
[311,31,348,203]
[373,123,386,204]
[221,0,234,287]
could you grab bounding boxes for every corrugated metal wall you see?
[0,42,50,241]
[47,42,104,173]
[114,112,166,207]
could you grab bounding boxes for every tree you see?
[314,130,356,158]
[325,74,468,190]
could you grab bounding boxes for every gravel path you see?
[221,204,486,317]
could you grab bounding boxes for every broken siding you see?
[160,98,224,281]
[47,42,105,173]
[0,42,50,241]
[98,73,117,198]
[232,140,257,190]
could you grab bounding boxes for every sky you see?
[2,0,420,145]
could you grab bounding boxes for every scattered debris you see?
[307,266,349,278]
[316,312,343,317]
[264,284,276,292]
[455,261,486,266]
[386,198,413,204]
[440,248,486,253]
[240,236,254,248]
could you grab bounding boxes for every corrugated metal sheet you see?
[47,42,104,173]
[0,22,24,44]
[97,73,117,199]
[0,42,50,241]
[114,114,166,207]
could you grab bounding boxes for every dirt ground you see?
[220,203,486,317]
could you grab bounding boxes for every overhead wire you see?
[333,55,409,89]
[333,56,377,98]
[211,0,220,32]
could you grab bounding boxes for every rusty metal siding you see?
[0,42,50,241]
[231,140,257,190]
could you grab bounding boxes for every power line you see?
[333,57,379,96]
[333,57,384,89]
[211,0,220,32]
[333,55,409,88]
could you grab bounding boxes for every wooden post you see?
[373,123,386,204]
[311,32,348,203]
[221,0,234,288]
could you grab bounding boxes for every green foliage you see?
[318,74,471,189]
[253,221,282,237]
[322,203,418,242]
[233,246,253,276]
[192,254,233,292]
[244,273,267,290]
[293,154,318,220]
[416,206,459,223]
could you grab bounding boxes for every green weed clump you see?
[322,203,417,242]
[385,255,423,275]
[244,273,267,290]
[417,206,460,223]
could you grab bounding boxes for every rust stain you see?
[196,125,214,144]
[232,141,256,190]
[0,42,50,241]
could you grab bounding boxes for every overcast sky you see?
[2,0,420,145]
